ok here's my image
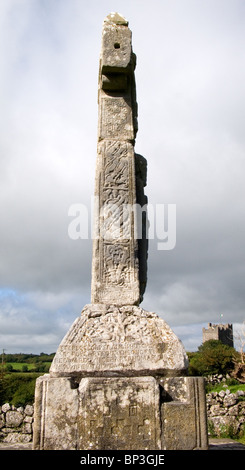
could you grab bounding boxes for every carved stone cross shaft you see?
[91,13,147,306]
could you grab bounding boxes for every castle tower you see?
[202,323,234,348]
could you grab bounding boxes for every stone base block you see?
[33,375,208,450]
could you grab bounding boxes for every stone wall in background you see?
[207,389,245,437]
[0,403,33,443]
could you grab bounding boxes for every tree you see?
[188,340,238,376]
[0,373,38,406]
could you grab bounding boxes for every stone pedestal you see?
[33,305,208,450]
[33,374,208,450]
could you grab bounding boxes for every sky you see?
[0,0,245,354]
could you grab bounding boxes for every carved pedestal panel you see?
[78,377,161,450]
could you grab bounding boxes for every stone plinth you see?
[33,375,208,450]
[33,303,208,450]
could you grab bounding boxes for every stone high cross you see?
[33,13,208,451]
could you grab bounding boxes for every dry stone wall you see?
[0,403,33,443]
[207,389,245,437]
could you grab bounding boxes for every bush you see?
[188,340,237,376]
[0,373,41,407]
[11,381,35,407]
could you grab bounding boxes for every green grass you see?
[238,434,245,445]
[6,362,51,372]
[208,383,245,394]
[6,362,33,370]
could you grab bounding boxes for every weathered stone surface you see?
[2,432,32,444]
[24,405,34,416]
[0,416,4,429]
[91,14,141,306]
[24,416,33,423]
[207,389,245,437]
[211,416,240,436]
[207,388,245,438]
[101,26,133,74]
[92,143,140,305]
[210,404,226,416]
[6,411,23,428]
[0,402,34,443]
[223,393,237,407]
[161,377,208,450]
[98,100,135,140]
[101,14,133,75]
[104,12,129,26]
[50,304,188,377]
[33,375,161,450]
[22,422,32,434]
[78,377,161,450]
[33,375,79,450]
[1,404,11,413]
[33,375,208,450]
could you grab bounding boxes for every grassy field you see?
[6,362,51,372]
[7,363,34,370]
